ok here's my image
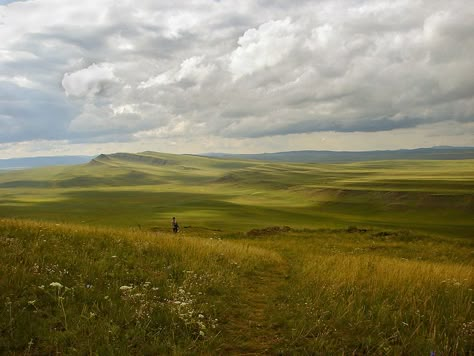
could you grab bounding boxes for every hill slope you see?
[0,151,472,237]
[206,146,474,162]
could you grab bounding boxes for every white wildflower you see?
[49,282,63,289]
[198,314,204,319]
[120,285,133,291]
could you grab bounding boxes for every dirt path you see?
[216,259,289,355]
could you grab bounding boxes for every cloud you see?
[62,63,117,97]
[0,0,473,157]
[139,56,215,88]
[0,81,77,142]
[0,75,37,88]
[229,17,298,80]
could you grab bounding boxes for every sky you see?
[0,0,473,158]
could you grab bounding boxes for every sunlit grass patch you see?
[0,218,280,354]
[272,248,473,354]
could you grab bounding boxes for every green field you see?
[0,152,473,354]
[0,152,473,236]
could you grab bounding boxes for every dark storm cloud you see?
[0,82,78,142]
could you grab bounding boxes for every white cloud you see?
[229,17,299,80]
[0,49,38,62]
[139,56,215,89]
[0,75,37,88]
[138,71,174,89]
[68,101,152,135]
[112,104,139,116]
[175,56,215,84]
[62,63,117,97]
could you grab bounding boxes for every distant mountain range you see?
[204,147,474,163]
[0,155,93,170]
[0,147,473,170]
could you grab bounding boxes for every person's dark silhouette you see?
[172,217,179,233]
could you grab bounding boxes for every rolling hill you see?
[0,151,472,237]
[205,146,474,162]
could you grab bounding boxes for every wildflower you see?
[199,330,205,337]
[50,282,63,289]
[104,296,110,300]
[198,314,204,319]
[38,285,44,289]
[111,255,117,258]
[119,285,133,291]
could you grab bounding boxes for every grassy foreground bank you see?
[1,219,472,354]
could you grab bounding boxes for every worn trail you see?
[217,257,289,355]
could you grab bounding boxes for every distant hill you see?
[1,147,473,171]
[204,147,474,163]
[0,155,93,170]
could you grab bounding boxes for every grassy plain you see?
[0,152,473,354]
[0,152,472,236]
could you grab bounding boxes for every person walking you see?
[172,217,179,233]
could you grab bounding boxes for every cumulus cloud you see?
[62,63,117,97]
[139,56,215,88]
[229,17,298,80]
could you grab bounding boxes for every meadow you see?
[0,152,473,354]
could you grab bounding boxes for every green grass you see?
[233,228,473,354]
[0,152,473,353]
[0,218,281,354]
[1,220,472,354]
[0,152,472,237]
